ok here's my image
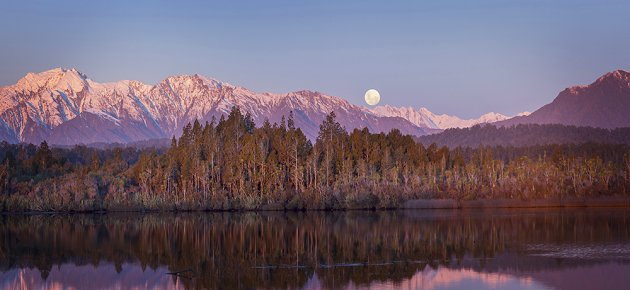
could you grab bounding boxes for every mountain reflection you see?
[1,263,179,290]
[3,264,551,290]
[0,209,629,290]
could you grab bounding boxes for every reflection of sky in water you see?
[0,263,183,290]
[1,264,547,290]
[303,267,548,290]
[2,261,630,290]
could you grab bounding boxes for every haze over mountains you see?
[0,68,628,146]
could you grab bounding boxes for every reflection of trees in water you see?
[0,210,629,289]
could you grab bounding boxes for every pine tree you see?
[35,141,52,172]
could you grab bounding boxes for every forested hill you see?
[417,124,630,148]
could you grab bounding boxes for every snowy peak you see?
[476,112,511,123]
[15,67,89,93]
[372,105,512,130]
[373,105,436,128]
[0,68,430,145]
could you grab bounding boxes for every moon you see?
[364,89,381,106]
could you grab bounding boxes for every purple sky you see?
[1,0,629,118]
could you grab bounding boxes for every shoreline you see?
[2,196,630,214]
[402,196,630,209]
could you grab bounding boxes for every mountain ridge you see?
[3,68,628,146]
[0,68,431,145]
[371,105,526,130]
[496,69,630,129]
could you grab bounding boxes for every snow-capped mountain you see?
[0,68,430,145]
[372,105,518,129]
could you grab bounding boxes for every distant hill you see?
[497,70,630,129]
[417,124,630,148]
[374,69,630,131]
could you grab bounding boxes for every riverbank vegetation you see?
[1,107,630,211]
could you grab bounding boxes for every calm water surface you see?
[1,208,629,290]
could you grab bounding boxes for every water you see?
[1,208,629,290]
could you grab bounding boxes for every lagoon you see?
[1,209,629,289]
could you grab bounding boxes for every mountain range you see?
[0,68,628,146]
[371,105,529,129]
[0,68,433,145]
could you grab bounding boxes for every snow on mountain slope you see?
[0,68,430,145]
[372,105,514,129]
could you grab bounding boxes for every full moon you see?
[364,89,381,106]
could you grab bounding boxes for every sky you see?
[1,0,629,118]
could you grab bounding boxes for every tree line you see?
[418,123,630,148]
[1,106,630,211]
